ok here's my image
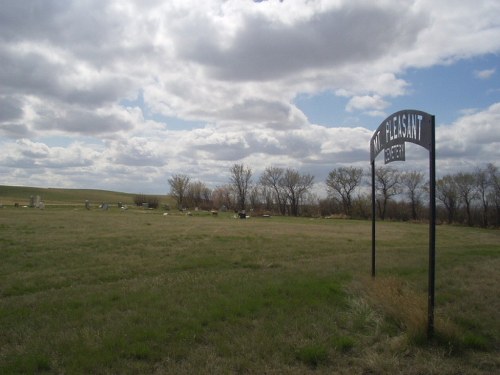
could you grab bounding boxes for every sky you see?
[1,0,500,195]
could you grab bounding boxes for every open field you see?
[0,185,167,207]
[0,205,499,374]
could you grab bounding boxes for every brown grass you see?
[362,277,427,338]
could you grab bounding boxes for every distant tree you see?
[352,193,372,220]
[211,185,234,210]
[280,168,314,216]
[133,194,148,207]
[475,166,491,227]
[229,164,252,211]
[436,175,459,224]
[259,166,287,215]
[487,163,500,227]
[187,181,211,209]
[168,174,190,209]
[318,197,335,217]
[454,172,478,226]
[301,191,320,217]
[375,166,401,220]
[325,166,363,217]
[146,196,160,209]
[133,194,159,209]
[260,185,275,212]
[248,186,261,211]
[400,170,425,220]
[201,184,212,207]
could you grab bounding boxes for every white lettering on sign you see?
[370,110,432,162]
[372,129,382,156]
[385,113,423,144]
[384,143,405,164]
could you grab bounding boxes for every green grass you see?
[0,205,499,374]
[0,184,165,206]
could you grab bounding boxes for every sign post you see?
[370,110,436,339]
[428,117,436,338]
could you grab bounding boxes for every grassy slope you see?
[0,185,165,206]
[0,205,498,373]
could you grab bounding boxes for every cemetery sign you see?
[370,109,436,339]
[370,110,432,164]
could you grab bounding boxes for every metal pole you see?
[371,161,376,278]
[428,115,436,339]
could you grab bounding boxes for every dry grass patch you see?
[362,276,428,340]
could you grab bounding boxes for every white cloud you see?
[0,0,499,192]
[0,96,23,122]
[439,103,500,147]
[346,95,390,114]
[437,103,500,173]
[174,2,425,82]
[474,68,496,80]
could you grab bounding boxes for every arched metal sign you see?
[370,109,436,338]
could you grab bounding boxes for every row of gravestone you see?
[85,200,129,210]
[6,195,46,209]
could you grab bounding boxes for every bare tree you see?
[211,185,234,211]
[280,168,314,216]
[168,174,190,209]
[187,181,211,209]
[259,166,286,215]
[229,164,252,211]
[436,175,459,224]
[248,186,262,211]
[325,166,363,217]
[400,170,425,220]
[375,166,401,220]
[454,172,478,226]
[260,185,275,212]
[475,166,491,227]
[487,163,500,227]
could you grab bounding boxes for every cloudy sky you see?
[1,0,499,195]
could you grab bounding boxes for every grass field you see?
[0,203,499,374]
[0,185,164,207]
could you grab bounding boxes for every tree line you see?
[167,162,500,228]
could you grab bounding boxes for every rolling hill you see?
[0,185,163,206]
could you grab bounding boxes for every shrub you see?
[133,194,160,209]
